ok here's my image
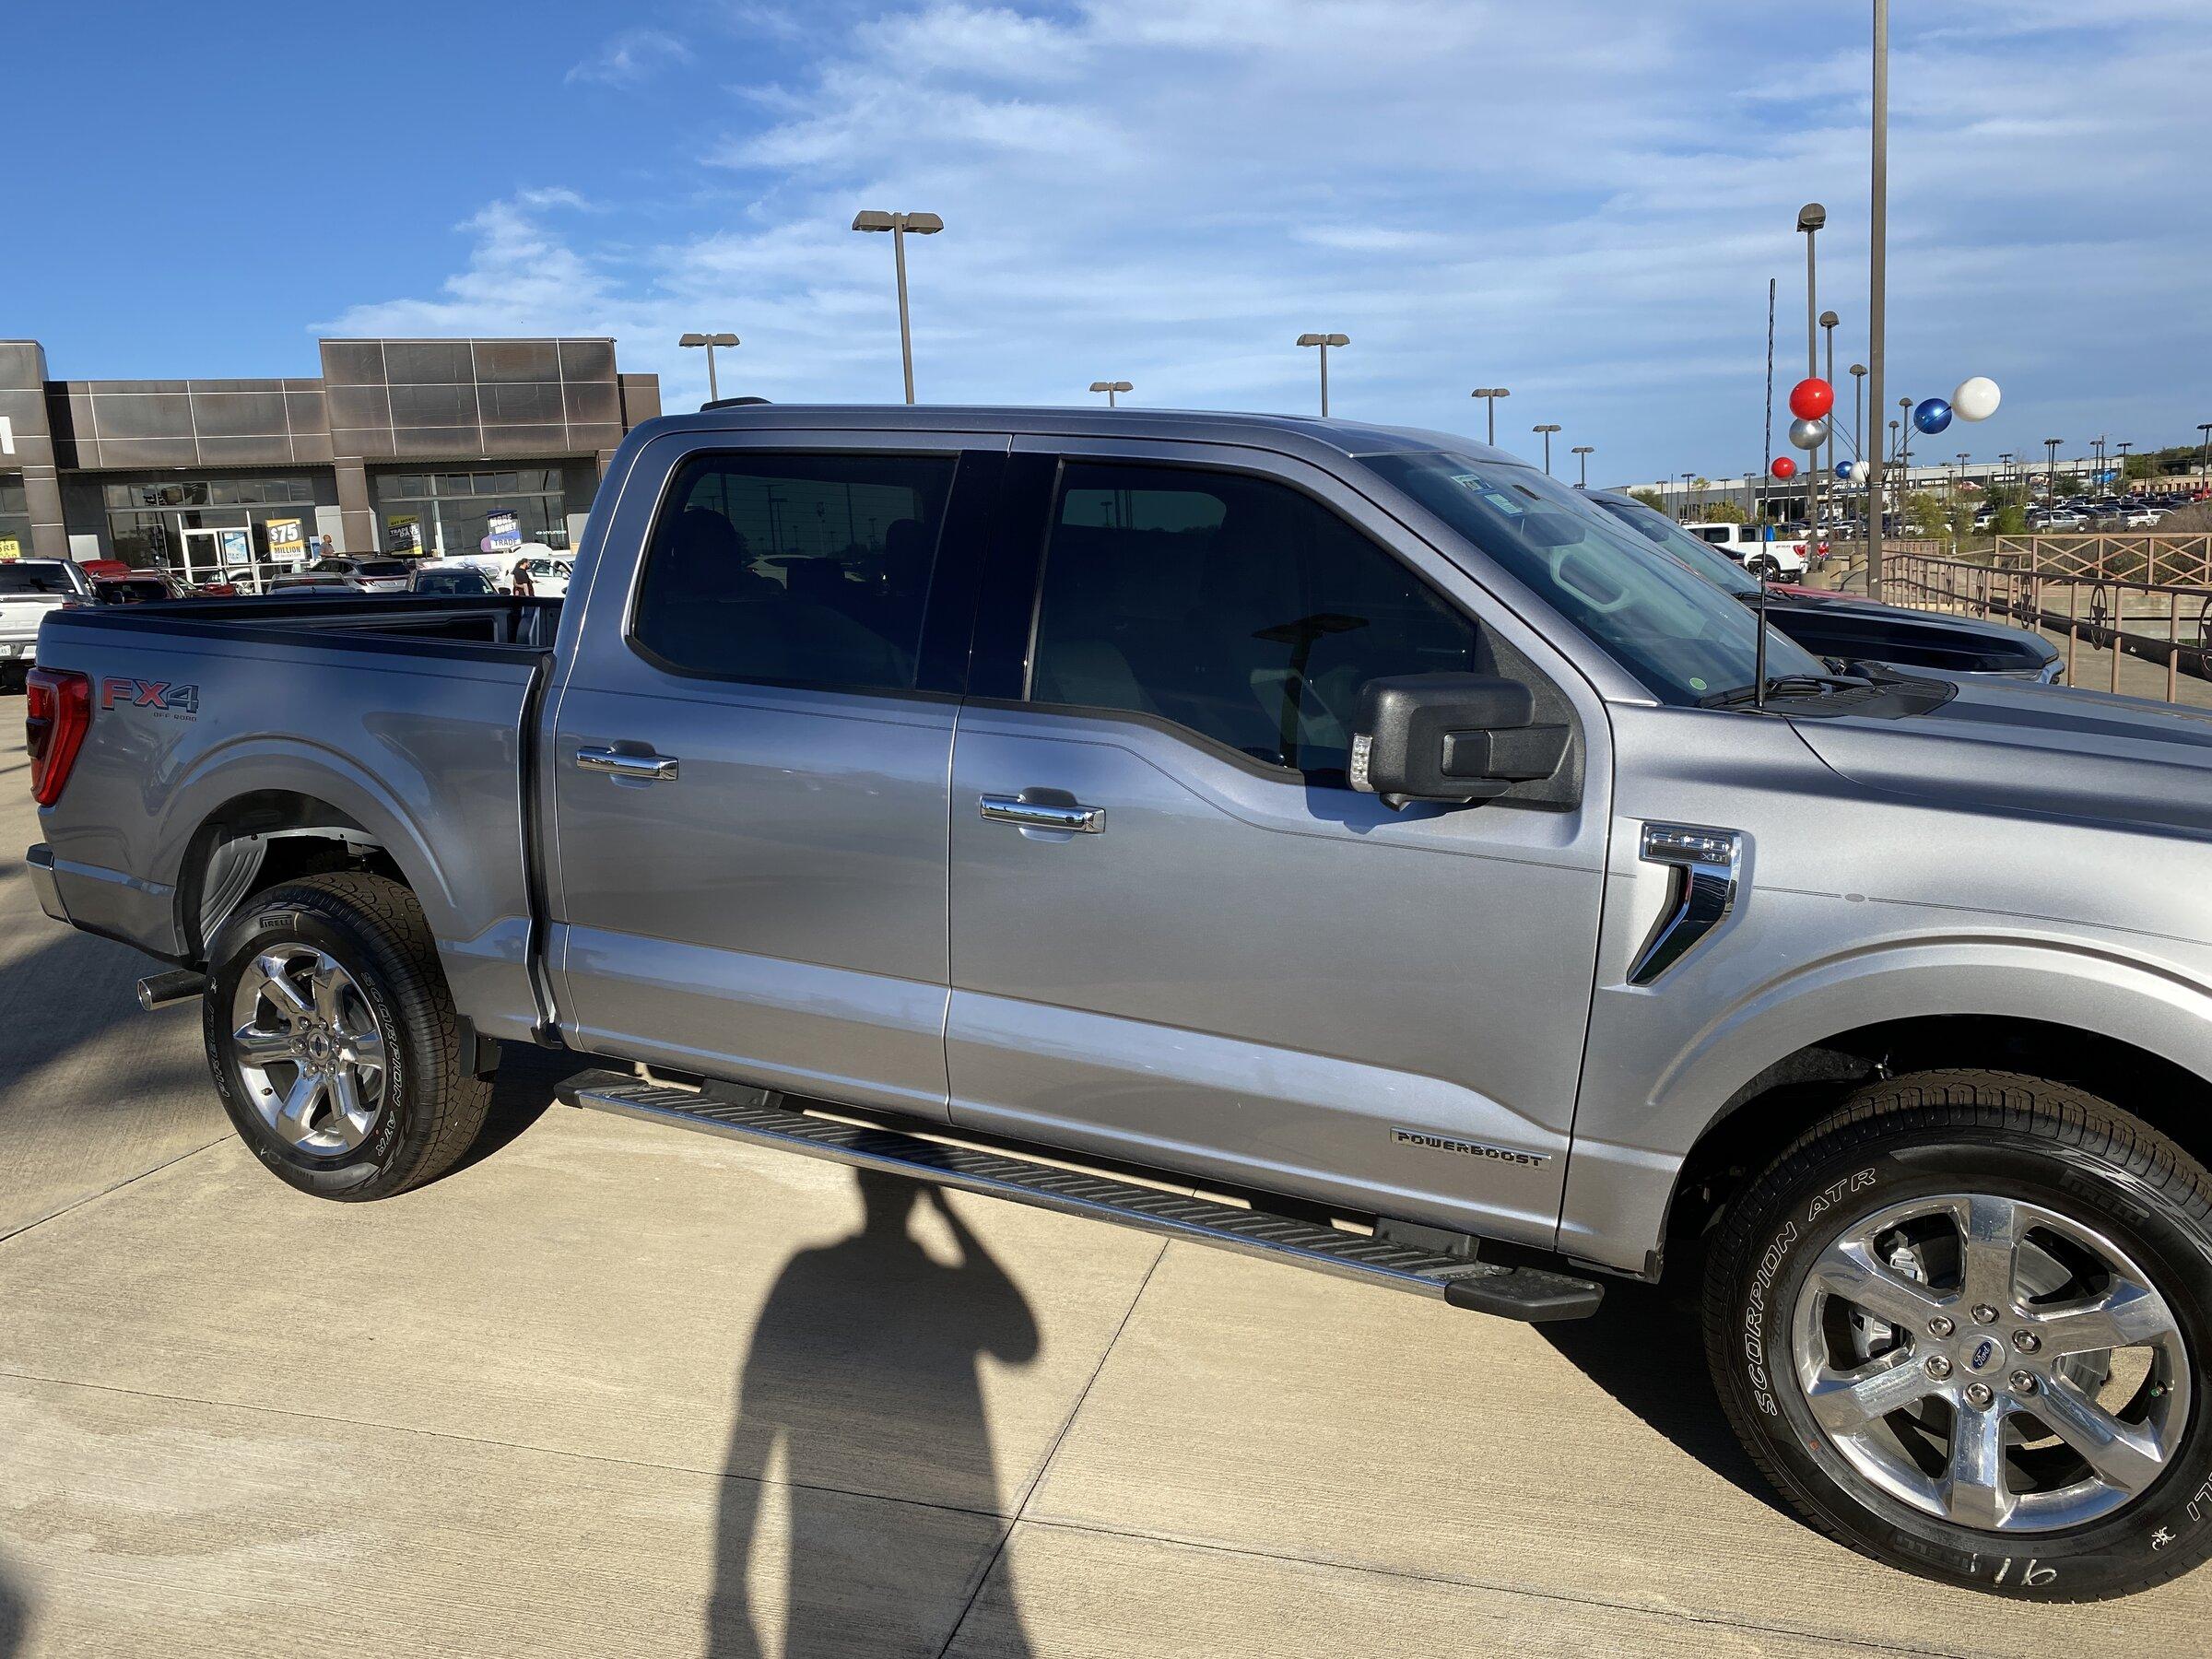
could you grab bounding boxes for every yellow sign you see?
[267,517,306,561]
[0,537,19,560]
[385,513,423,557]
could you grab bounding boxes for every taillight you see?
[26,667,93,806]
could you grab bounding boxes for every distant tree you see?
[1904,491,1947,535]
[1628,488,1666,512]
[1996,505,2030,535]
[1700,500,1749,524]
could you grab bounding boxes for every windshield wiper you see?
[1699,673,1868,709]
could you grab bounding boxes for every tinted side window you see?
[1029,462,1479,783]
[633,452,956,690]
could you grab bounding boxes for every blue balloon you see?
[1833,460,1853,479]
[1912,396,1953,435]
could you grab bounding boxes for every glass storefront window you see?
[373,465,573,555]
[0,476,32,559]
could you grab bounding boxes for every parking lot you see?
[2,728,2208,1658]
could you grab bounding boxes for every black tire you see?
[203,872,491,1200]
[1747,555,1781,581]
[1705,1070,2212,1600]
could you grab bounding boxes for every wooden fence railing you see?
[1987,535,2212,585]
[1877,553,2212,701]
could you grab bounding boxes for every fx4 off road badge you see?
[1392,1127,1550,1169]
[101,677,199,716]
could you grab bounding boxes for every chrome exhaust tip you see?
[135,969,207,1011]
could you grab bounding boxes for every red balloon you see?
[1788,377,1835,420]
[1770,455,1798,479]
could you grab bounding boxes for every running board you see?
[555,1069,1602,1322]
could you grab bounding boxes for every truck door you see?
[943,441,1613,1249]
[547,431,1005,1120]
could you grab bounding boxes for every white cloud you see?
[337,3,2212,479]
[565,27,693,88]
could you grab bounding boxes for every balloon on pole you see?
[1770,455,1798,479]
[1844,460,1869,483]
[1834,460,1854,479]
[1788,377,1835,420]
[1912,396,1953,436]
[1952,377,2002,422]
[1788,416,1830,451]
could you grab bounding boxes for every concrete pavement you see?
[4,724,2210,1657]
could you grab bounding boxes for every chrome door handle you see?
[577,747,679,782]
[979,794,1105,833]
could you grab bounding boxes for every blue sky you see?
[11,1,2208,487]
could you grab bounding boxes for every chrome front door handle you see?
[979,794,1106,834]
[577,747,680,782]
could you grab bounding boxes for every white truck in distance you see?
[1681,522,1810,581]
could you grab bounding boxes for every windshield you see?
[1587,494,1761,596]
[1365,453,1825,705]
[357,559,409,576]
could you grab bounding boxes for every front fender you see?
[1559,925,2212,1275]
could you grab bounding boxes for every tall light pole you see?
[852,209,944,405]
[1470,387,1510,445]
[1848,361,1867,524]
[1898,395,1914,490]
[1681,471,1696,521]
[2045,437,2064,507]
[1798,204,1826,535]
[678,332,740,403]
[2117,440,2133,492]
[1571,444,1594,488]
[1865,0,1890,590]
[1533,423,1562,475]
[1297,333,1348,416]
[1088,380,1132,407]
[2198,422,2210,489]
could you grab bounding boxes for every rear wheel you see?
[1747,554,1782,581]
[203,872,491,1200]
[1706,1071,2212,1600]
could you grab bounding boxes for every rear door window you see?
[631,452,956,692]
[0,565,78,595]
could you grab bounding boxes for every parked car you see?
[2123,505,2162,529]
[1586,491,2062,680]
[91,571,183,606]
[300,556,416,594]
[1679,521,1809,580]
[0,559,96,689]
[409,563,499,597]
[26,405,2212,1600]
[513,556,573,597]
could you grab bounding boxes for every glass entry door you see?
[180,527,228,586]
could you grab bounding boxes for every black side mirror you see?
[1349,674,1570,809]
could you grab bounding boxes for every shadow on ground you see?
[708,1168,1039,1658]
[1538,1280,1789,1518]
[0,1547,30,1657]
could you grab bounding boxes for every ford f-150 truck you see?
[25,406,2212,1600]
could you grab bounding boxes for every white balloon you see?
[1789,415,1830,451]
[1847,461,1870,483]
[1952,376,2002,422]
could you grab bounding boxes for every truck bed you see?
[30,594,558,1044]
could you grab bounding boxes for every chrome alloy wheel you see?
[229,946,388,1157]
[1791,1193,2191,1534]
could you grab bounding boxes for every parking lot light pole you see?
[2117,441,2133,490]
[1297,334,1349,416]
[2045,437,2064,507]
[677,332,740,403]
[2198,423,2210,490]
[1798,205,1826,534]
[1470,387,1510,444]
[1866,0,1889,591]
[1681,471,1696,520]
[1533,423,1562,475]
[852,210,944,405]
[1088,380,1133,407]
[1571,444,1594,488]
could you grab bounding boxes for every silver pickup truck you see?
[25,406,2212,1600]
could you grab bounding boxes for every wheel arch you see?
[1664,1012,2212,1276]
[173,786,427,964]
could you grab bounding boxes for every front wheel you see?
[1747,555,1781,581]
[1706,1071,2212,1600]
[203,872,491,1200]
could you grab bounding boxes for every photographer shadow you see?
[706,1168,1040,1658]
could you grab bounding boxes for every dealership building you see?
[0,337,660,581]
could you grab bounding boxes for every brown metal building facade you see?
[0,337,659,578]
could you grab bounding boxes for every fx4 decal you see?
[100,677,200,715]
